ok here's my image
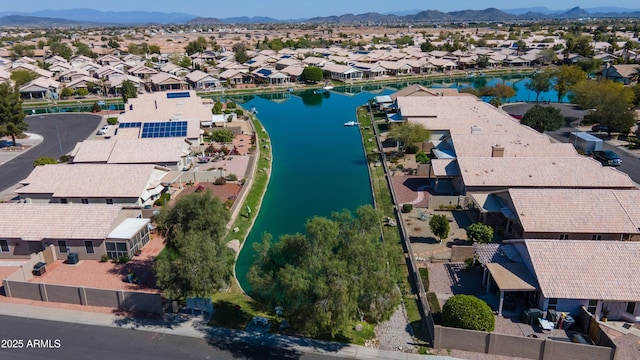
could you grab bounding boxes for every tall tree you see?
[554,65,586,103]
[572,79,636,134]
[10,69,39,87]
[387,122,431,152]
[429,214,450,243]
[154,191,232,299]
[301,66,323,82]
[0,83,27,145]
[120,80,137,103]
[520,105,565,133]
[248,205,400,336]
[525,68,554,102]
[480,83,516,106]
[232,43,250,64]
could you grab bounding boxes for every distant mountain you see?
[2,6,640,27]
[503,7,559,15]
[26,8,194,25]
[0,15,89,27]
[220,16,282,23]
[385,9,422,16]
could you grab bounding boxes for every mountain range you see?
[0,7,639,27]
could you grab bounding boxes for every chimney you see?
[492,144,504,158]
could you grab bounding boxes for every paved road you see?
[0,315,337,360]
[0,114,101,193]
[503,103,640,184]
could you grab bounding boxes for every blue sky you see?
[3,1,639,18]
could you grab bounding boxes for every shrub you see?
[402,203,413,213]
[442,294,495,332]
[405,144,419,154]
[226,101,237,109]
[106,117,118,125]
[116,255,131,264]
[466,223,494,243]
[415,151,430,164]
[100,254,109,262]
[429,214,450,242]
[418,267,429,292]
[214,177,226,185]
[154,193,171,206]
[235,109,244,116]
[226,173,238,181]
[92,102,102,113]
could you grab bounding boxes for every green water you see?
[233,90,388,293]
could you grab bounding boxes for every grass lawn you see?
[209,291,271,329]
[224,117,271,243]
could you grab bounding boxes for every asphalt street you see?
[0,315,340,360]
[503,103,640,184]
[0,113,102,193]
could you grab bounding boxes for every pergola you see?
[485,262,538,316]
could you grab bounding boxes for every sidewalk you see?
[0,132,44,167]
[0,302,457,360]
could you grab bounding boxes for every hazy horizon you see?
[2,1,639,19]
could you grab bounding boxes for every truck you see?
[569,131,603,155]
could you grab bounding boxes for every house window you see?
[626,302,636,315]
[0,240,9,252]
[105,241,128,259]
[106,199,113,205]
[587,300,598,314]
[548,298,558,311]
[60,199,68,204]
[84,241,94,254]
[560,234,569,240]
[81,198,89,204]
[592,234,603,241]
[58,240,68,253]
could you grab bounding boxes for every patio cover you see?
[431,159,460,176]
[486,263,538,292]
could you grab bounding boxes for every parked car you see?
[0,140,22,148]
[96,129,107,135]
[593,150,622,166]
[591,124,620,133]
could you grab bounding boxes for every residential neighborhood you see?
[1,6,640,360]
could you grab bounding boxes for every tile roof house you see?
[70,138,192,170]
[470,188,640,240]
[0,203,150,261]
[185,70,221,90]
[16,164,171,207]
[19,77,60,100]
[481,240,640,322]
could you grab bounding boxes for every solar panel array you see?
[119,122,142,128]
[141,121,188,138]
[166,92,190,99]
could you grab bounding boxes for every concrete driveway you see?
[0,113,102,195]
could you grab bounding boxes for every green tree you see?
[415,151,430,164]
[149,44,161,54]
[33,157,58,167]
[554,65,586,102]
[75,41,96,58]
[520,105,565,133]
[154,191,232,299]
[120,80,137,103]
[233,43,250,64]
[75,88,89,97]
[429,214,450,243]
[301,66,323,82]
[9,44,35,60]
[475,55,489,69]
[249,206,400,336]
[442,295,495,331]
[107,38,120,49]
[0,83,26,142]
[185,36,207,56]
[465,223,494,243]
[178,56,192,69]
[48,41,73,60]
[210,129,234,143]
[60,87,75,98]
[212,101,223,115]
[576,58,603,77]
[572,79,636,134]
[388,123,431,152]
[9,69,39,87]
[525,68,554,102]
[480,83,516,106]
[540,48,557,65]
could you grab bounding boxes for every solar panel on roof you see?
[166,92,190,99]
[257,69,272,76]
[140,121,188,138]
[118,122,142,128]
